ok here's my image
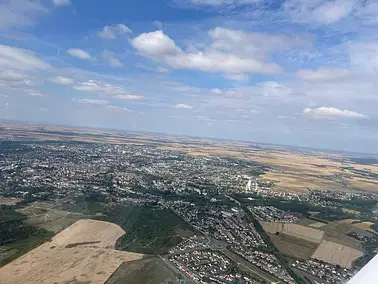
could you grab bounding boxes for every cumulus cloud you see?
[67,49,93,61]
[49,76,74,85]
[113,94,144,101]
[223,73,250,82]
[77,99,110,105]
[52,0,71,6]
[175,104,193,109]
[303,107,368,119]
[101,50,123,67]
[284,0,355,25]
[261,81,293,97]
[97,24,132,39]
[0,45,49,70]
[73,80,144,100]
[130,28,304,75]
[298,68,351,82]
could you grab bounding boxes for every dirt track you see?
[0,219,144,284]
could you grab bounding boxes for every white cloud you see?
[49,76,74,85]
[52,0,71,6]
[40,108,48,112]
[29,92,44,96]
[73,80,143,100]
[130,29,296,75]
[131,30,181,59]
[106,105,133,112]
[225,90,242,97]
[113,94,144,101]
[284,0,355,25]
[97,24,132,39]
[297,68,351,82]
[250,109,260,114]
[261,81,293,97]
[0,45,49,70]
[175,104,193,109]
[67,48,93,61]
[0,0,47,30]
[108,58,123,67]
[303,107,368,119]
[78,99,110,105]
[223,73,250,81]
[156,66,169,73]
[211,88,223,94]
[101,50,123,67]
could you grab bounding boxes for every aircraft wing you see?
[348,254,378,284]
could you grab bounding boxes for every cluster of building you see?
[0,142,270,202]
[230,247,295,284]
[305,189,378,204]
[169,250,257,283]
[249,206,298,223]
[167,201,267,250]
[292,259,354,284]
[169,236,209,254]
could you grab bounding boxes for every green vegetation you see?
[115,204,194,255]
[349,157,378,165]
[106,256,183,284]
[0,205,53,267]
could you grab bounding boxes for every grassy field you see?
[106,256,191,284]
[268,233,318,261]
[0,205,54,267]
[320,220,362,250]
[115,205,195,255]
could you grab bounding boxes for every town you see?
[1,139,378,284]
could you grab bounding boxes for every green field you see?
[106,256,189,284]
[114,204,195,255]
[0,205,54,267]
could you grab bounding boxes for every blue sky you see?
[1,0,378,153]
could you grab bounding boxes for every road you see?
[221,248,281,284]
[161,201,283,283]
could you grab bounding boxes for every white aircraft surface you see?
[347,254,378,284]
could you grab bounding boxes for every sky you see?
[0,0,378,153]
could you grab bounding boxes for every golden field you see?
[0,219,144,284]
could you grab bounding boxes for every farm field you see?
[0,219,144,284]
[268,233,318,260]
[261,222,324,243]
[106,256,192,284]
[0,197,22,205]
[320,220,362,250]
[308,222,327,228]
[311,240,363,269]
